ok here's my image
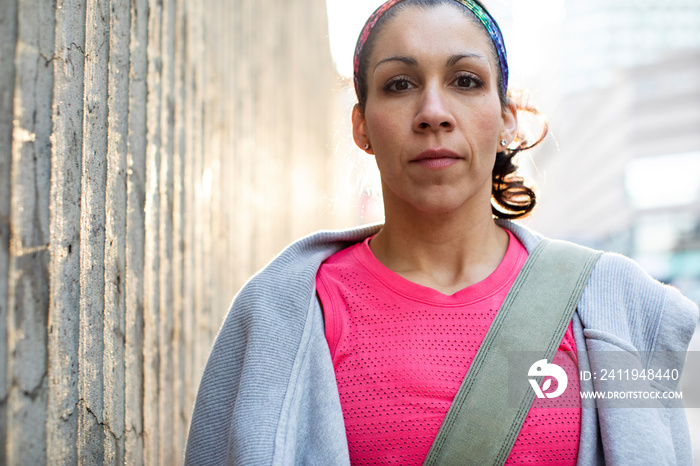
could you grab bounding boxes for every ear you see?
[352,104,374,154]
[499,101,518,149]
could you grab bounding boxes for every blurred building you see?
[560,0,700,95]
[515,0,700,305]
[525,48,700,304]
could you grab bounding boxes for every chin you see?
[407,193,470,215]
[383,180,491,216]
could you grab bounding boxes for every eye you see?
[454,74,483,89]
[385,77,414,92]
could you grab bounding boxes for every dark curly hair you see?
[353,0,546,219]
[491,96,547,219]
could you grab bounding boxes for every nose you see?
[413,86,456,132]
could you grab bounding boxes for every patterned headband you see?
[353,0,509,98]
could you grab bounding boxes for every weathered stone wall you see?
[0,0,343,463]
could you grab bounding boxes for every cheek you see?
[364,108,401,147]
[471,102,504,140]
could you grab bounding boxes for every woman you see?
[185,1,698,464]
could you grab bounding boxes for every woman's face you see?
[353,4,517,215]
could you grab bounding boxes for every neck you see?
[370,191,509,295]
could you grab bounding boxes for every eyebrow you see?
[373,53,490,72]
[447,53,489,67]
[373,56,418,71]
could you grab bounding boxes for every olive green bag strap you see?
[423,238,602,466]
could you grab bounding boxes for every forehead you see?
[369,4,495,66]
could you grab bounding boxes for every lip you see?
[410,149,463,169]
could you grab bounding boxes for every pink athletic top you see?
[316,231,581,465]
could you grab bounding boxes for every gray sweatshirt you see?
[185,220,699,465]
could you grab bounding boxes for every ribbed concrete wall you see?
[0,0,343,463]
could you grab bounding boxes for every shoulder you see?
[498,219,698,352]
[186,226,379,464]
[237,225,381,297]
[229,224,381,329]
[579,251,698,352]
